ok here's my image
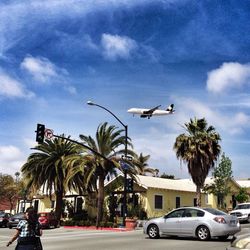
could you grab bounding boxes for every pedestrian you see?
[6,207,43,250]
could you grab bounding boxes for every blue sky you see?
[1,0,250,179]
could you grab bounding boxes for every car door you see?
[161,209,185,235]
[180,208,204,235]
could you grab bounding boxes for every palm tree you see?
[21,135,83,220]
[133,153,156,176]
[173,118,221,206]
[14,172,20,183]
[67,122,134,227]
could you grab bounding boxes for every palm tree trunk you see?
[196,185,201,207]
[96,174,105,228]
[55,190,63,221]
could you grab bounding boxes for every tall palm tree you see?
[67,122,134,227]
[133,153,156,176]
[173,118,221,206]
[14,172,20,183]
[21,136,83,220]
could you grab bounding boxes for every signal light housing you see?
[36,124,45,144]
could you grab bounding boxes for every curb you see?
[63,226,135,232]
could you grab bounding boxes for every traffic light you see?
[126,178,133,192]
[36,124,45,143]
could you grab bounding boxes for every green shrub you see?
[72,210,88,221]
[99,221,115,227]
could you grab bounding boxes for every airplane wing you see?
[142,105,161,115]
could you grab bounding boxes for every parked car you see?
[226,233,250,249]
[7,213,25,229]
[38,212,59,229]
[0,212,12,228]
[143,207,240,241]
[229,203,250,223]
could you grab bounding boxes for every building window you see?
[193,198,197,207]
[154,195,163,209]
[176,197,180,208]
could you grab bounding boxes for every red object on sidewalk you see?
[125,218,137,229]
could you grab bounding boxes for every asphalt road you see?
[1,225,250,250]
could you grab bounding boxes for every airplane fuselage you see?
[127,108,173,116]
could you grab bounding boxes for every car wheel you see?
[196,225,210,241]
[147,224,160,239]
[247,215,250,223]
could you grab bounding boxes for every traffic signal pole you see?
[35,124,113,163]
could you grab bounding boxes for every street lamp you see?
[87,100,128,227]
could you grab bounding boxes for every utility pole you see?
[87,101,129,227]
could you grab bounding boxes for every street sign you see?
[120,160,130,170]
[44,129,54,139]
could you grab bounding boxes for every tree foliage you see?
[204,153,233,208]
[160,173,175,179]
[235,187,249,203]
[0,173,24,213]
[66,122,135,227]
[174,117,221,206]
[21,135,83,220]
[133,153,156,176]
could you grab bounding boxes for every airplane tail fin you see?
[166,104,174,113]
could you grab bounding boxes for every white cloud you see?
[20,55,77,94]
[23,138,37,149]
[0,145,26,174]
[64,86,77,95]
[132,128,190,178]
[173,98,250,135]
[0,0,185,58]
[101,33,137,61]
[0,145,22,160]
[206,62,250,93]
[0,72,34,98]
[21,56,60,83]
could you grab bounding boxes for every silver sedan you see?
[143,207,240,241]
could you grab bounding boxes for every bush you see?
[99,221,114,228]
[72,210,88,221]
[74,220,91,226]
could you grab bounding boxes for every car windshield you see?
[203,208,227,215]
[234,204,250,209]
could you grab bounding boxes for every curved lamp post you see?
[87,100,128,227]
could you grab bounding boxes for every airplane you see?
[127,103,175,119]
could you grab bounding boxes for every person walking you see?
[7,207,43,250]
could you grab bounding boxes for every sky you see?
[1,0,250,179]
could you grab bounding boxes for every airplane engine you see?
[140,114,151,119]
